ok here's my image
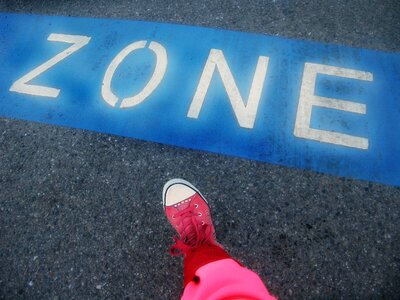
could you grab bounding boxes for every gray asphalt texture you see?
[1,1,399,299]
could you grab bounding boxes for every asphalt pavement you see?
[0,1,399,299]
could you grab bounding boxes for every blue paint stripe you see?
[0,13,399,186]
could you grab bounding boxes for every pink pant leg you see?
[181,258,276,300]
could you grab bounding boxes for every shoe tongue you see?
[182,218,197,246]
[177,201,198,245]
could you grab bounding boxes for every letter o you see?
[101,40,167,108]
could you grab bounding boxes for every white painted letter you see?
[101,41,167,108]
[9,34,91,98]
[187,49,269,129]
[294,62,373,150]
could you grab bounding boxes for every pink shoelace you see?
[170,205,213,256]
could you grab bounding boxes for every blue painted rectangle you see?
[0,13,399,186]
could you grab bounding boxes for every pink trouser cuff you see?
[183,243,231,287]
[182,258,277,300]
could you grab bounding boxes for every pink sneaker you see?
[163,179,217,256]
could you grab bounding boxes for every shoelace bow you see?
[170,205,212,256]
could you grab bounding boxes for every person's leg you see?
[163,179,276,299]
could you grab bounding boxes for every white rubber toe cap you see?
[164,183,196,206]
[163,178,205,207]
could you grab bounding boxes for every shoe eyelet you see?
[194,204,199,208]
[198,212,202,216]
[172,215,175,219]
[201,221,205,225]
